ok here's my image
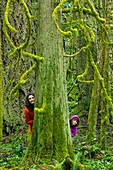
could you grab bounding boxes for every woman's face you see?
[28,95,34,104]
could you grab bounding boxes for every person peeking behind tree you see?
[24,93,34,136]
[69,115,80,137]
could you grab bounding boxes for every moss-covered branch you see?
[22,51,44,62]
[19,0,32,50]
[67,54,93,95]
[4,0,18,33]
[52,0,72,37]
[53,0,106,40]
[3,0,17,48]
[4,0,36,55]
[89,51,113,110]
[86,0,106,23]
[3,21,16,49]
[10,64,36,100]
[53,0,113,113]
[4,0,44,100]
[63,6,106,24]
[77,56,94,83]
[34,97,46,114]
[64,43,91,57]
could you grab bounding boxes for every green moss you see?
[4,0,18,32]
[89,51,113,110]
[0,34,3,141]
[10,64,36,100]
[19,0,32,50]
[3,21,16,49]
[22,51,44,62]
[77,56,94,83]
[87,0,106,23]
[34,97,47,114]
[4,0,44,100]
[52,0,72,38]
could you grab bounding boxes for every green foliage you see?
[0,128,113,170]
[71,152,82,170]
[0,127,27,169]
[73,138,113,170]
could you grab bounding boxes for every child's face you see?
[72,119,78,126]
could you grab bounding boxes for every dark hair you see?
[70,118,79,127]
[25,93,34,112]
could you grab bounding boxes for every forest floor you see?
[0,124,113,170]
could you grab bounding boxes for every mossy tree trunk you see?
[99,0,111,149]
[86,0,111,148]
[0,1,4,141]
[22,0,74,169]
[76,38,94,117]
[2,0,36,134]
[86,70,100,144]
[0,36,3,142]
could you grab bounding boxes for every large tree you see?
[21,0,74,169]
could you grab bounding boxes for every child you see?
[69,115,80,137]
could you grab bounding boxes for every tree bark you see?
[22,0,74,168]
[99,0,111,150]
[0,0,4,141]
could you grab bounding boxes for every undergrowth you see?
[0,125,113,170]
[0,125,29,170]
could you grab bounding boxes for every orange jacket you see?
[24,107,34,135]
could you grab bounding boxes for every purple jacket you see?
[69,115,80,137]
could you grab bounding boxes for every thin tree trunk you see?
[86,70,100,144]
[99,0,111,150]
[0,1,4,141]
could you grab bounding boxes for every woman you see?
[24,93,34,136]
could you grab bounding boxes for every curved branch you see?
[4,0,18,33]
[89,50,113,110]
[52,0,72,37]
[10,63,36,100]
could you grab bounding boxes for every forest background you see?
[0,0,113,170]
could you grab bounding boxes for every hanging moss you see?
[4,0,18,33]
[10,63,36,100]
[52,0,113,149]
[4,0,44,100]
[22,51,44,62]
[89,50,113,111]
[77,56,94,83]
[86,0,106,23]
[34,97,46,114]
[52,0,73,38]
[53,0,97,59]
[3,21,16,49]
